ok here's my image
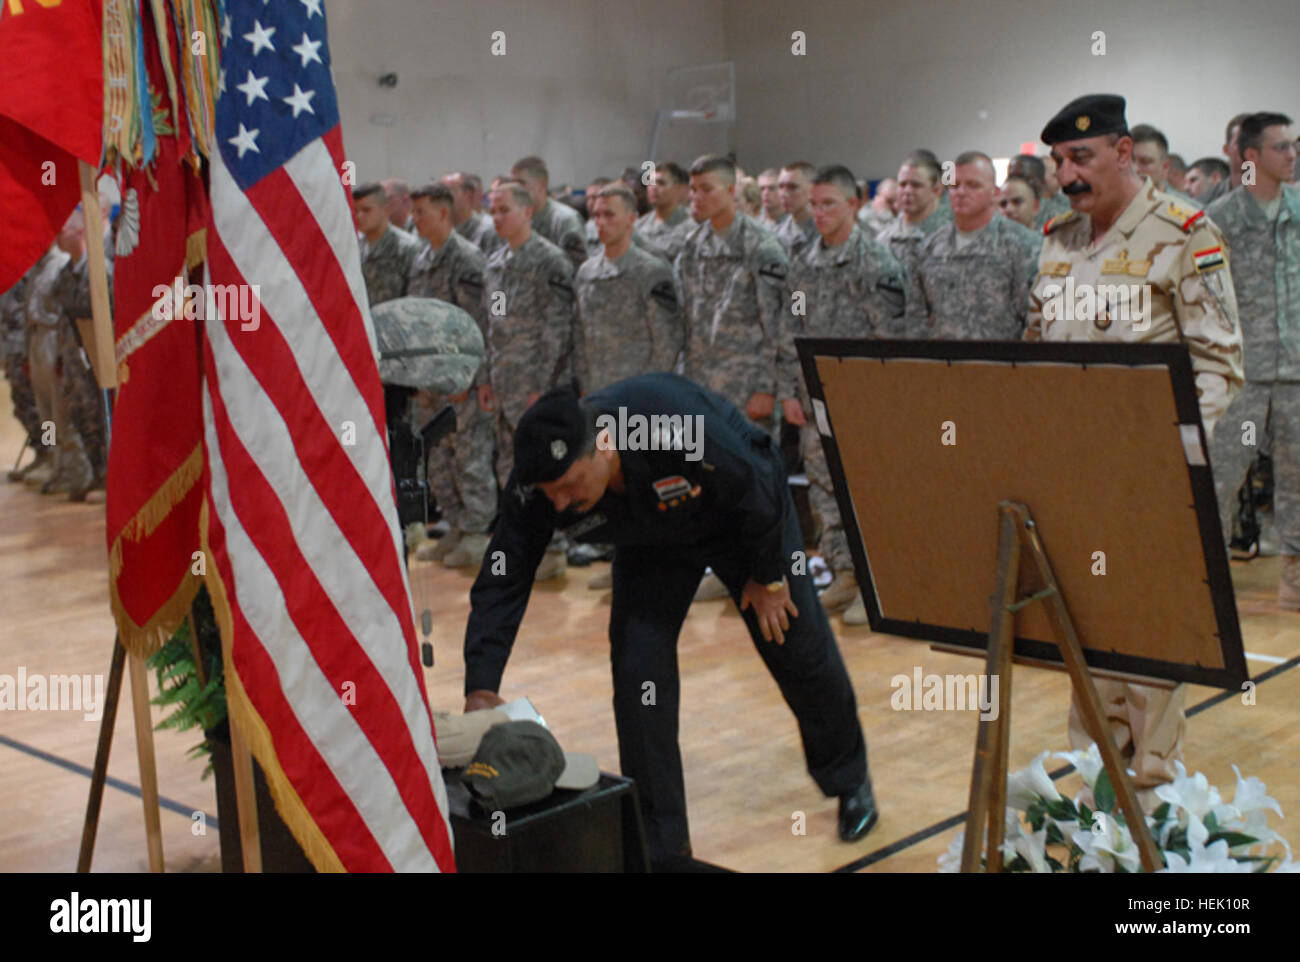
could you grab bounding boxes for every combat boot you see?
[533,550,567,582]
[23,457,57,488]
[1279,556,1300,610]
[442,532,491,568]
[819,570,858,611]
[40,473,73,495]
[8,448,52,482]
[842,593,869,626]
[416,528,462,562]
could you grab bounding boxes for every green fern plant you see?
[146,586,226,777]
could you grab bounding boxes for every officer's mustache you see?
[1062,181,1092,196]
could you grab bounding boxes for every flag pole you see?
[77,161,117,390]
[74,158,164,872]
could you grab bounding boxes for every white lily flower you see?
[1152,762,1236,849]
[1001,825,1053,873]
[1275,859,1300,873]
[938,830,964,873]
[1006,751,1062,810]
[1159,839,1253,873]
[1054,742,1104,792]
[1072,810,1140,873]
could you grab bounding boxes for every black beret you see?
[1041,94,1128,145]
[513,385,588,485]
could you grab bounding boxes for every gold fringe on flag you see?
[200,497,347,873]
[106,443,205,658]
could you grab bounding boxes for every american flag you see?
[204,0,454,871]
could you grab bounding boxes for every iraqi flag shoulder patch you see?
[1193,246,1225,273]
[653,475,691,502]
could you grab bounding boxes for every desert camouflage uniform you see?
[456,210,503,258]
[904,215,1041,340]
[51,246,111,490]
[774,213,818,259]
[408,232,497,534]
[482,233,575,483]
[1026,178,1243,791]
[675,213,792,423]
[786,225,908,571]
[23,246,71,464]
[876,206,947,273]
[360,225,421,306]
[531,198,587,272]
[574,244,683,392]
[634,206,692,263]
[1207,184,1300,554]
[2,273,41,447]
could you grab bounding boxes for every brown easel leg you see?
[128,651,166,872]
[961,506,1021,872]
[1018,514,1162,872]
[77,639,127,872]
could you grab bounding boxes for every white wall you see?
[328,0,1299,191]
[723,0,1300,180]
[328,0,728,190]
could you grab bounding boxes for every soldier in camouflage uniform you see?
[774,162,820,259]
[904,152,1042,340]
[481,180,576,580]
[677,154,792,601]
[877,150,948,271]
[2,271,46,481]
[573,184,685,587]
[1009,154,1072,234]
[583,177,614,259]
[22,242,72,490]
[353,182,421,306]
[442,172,503,258]
[575,185,683,391]
[511,156,588,272]
[785,165,908,622]
[50,209,111,500]
[635,162,693,263]
[1206,113,1300,604]
[407,184,498,568]
[1027,95,1243,795]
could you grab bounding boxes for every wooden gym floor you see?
[2,406,1297,873]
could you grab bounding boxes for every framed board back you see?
[798,338,1247,690]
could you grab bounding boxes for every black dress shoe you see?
[838,778,879,842]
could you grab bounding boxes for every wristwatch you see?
[765,578,785,593]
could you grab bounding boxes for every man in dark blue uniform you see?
[461,373,878,866]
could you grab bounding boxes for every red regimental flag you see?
[0,0,103,289]
[106,1,208,655]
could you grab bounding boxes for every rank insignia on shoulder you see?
[1193,246,1225,273]
[653,475,691,502]
[1039,261,1072,276]
[1043,211,1079,235]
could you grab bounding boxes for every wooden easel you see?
[73,160,262,873]
[960,501,1162,873]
